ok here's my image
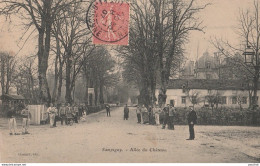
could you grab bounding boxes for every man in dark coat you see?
[187,106,197,140]
[162,105,169,129]
[124,104,129,120]
[59,103,67,125]
[136,106,141,123]
[106,104,111,117]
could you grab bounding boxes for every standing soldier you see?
[53,104,59,127]
[65,103,72,125]
[47,103,56,128]
[106,104,111,117]
[136,106,141,123]
[187,106,197,140]
[154,105,161,125]
[21,106,31,134]
[168,104,176,130]
[73,104,79,123]
[124,104,129,120]
[162,104,169,129]
[59,103,67,125]
[7,106,17,135]
[141,105,148,124]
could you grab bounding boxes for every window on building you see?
[242,97,247,104]
[221,96,227,104]
[181,96,186,104]
[232,96,237,104]
[182,89,186,93]
[170,100,175,106]
[206,62,211,69]
[191,96,197,104]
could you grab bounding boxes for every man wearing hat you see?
[124,104,129,120]
[187,106,197,140]
[162,104,169,129]
[106,104,111,117]
[47,103,57,128]
[21,106,31,134]
[7,106,17,135]
[136,106,141,123]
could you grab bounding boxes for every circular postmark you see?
[86,0,130,44]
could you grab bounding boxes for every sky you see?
[186,0,254,61]
[0,0,256,60]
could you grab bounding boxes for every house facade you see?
[155,79,259,108]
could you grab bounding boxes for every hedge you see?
[173,107,260,126]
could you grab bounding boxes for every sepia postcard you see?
[0,0,259,164]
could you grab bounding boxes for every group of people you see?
[7,103,88,135]
[134,104,197,140]
[7,102,197,140]
[135,104,176,129]
[47,103,87,128]
[7,106,31,135]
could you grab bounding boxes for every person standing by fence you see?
[21,106,31,134]
[187,106,197,140]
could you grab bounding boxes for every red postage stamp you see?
[87,0,130,45]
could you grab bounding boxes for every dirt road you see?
[0,107,259,163]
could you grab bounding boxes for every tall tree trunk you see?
[65,55,72,104]
[139,75,151,107]
[94,83,99,106]
[52,55,59,104]
[83,64,89,106]
[38,30,50,104]
[38,54,51,105]
[37,0,52,105]
[1,56,5,95]
[159,69,167,107]
[99,79,104,104]
[150,73,157,105]
[253,69,259,107]
[5,57,9,94]
[29,65,35,102]
[57,58,63,103]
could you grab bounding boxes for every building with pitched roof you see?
[155,79,258,108]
